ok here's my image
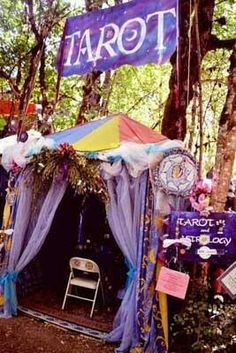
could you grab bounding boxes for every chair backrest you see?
[69,257,100,276]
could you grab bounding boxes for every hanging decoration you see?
[19,131,29,143]
[189,178,212,213]
[152,148,198,197]
[30,143,108,201]
[5,177,17,207]
[0,229,14,272]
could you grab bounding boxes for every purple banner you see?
[168,212,236,263]
[57,0,177,76]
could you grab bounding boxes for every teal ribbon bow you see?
[0,271,18,315]
[125,259,137,290]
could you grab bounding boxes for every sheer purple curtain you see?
[12,179,67,272]
[1,175,67,317]
[7,172,34,270]
[102,162,148,353]
[0,172,33,317]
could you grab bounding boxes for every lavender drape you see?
[12,180,67,272]
[8,174,34,270]
[1,175,67,317]
[102,162,148,353]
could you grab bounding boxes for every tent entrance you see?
[17,187,126,333]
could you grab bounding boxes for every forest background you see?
[0,0,235,208]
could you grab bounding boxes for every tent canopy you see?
[0,113,182,176]
[49,113,167,152]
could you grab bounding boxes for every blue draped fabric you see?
[102,162,167,353]
[0,170,67,317]
[102,162,148,352]
[0,271,18,317]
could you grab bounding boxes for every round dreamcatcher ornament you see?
[152,148,198,197]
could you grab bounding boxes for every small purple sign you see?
[57,0,177,76]
[168,212,236,263]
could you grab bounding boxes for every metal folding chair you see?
[62,257,105,318]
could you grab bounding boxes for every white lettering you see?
[62,7,177,67]
[146,8,176,50]
[225,238,232,247]
[208,219,215,227]
[117,17,146,55]
[185,236,195,242]
[64,31,81,66]
[182,235,232,247]
[95,23,119,60]
[178,218,185,226]
[198,219,208,227]
[177,217,217,227]
[74,29,94,65]
[185,219,192,226]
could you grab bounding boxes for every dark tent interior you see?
[17,187,126,331]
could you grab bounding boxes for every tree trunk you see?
[161,0,215,140]
[18,41,45,116]
[13,1,66,133]
[76,71,102,124]
[76,0,104,124]
[211,46,236,212]
[76,0,122,124]
[188,83,198,151]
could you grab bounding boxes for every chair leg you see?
[62,273,72,310]
[90,280,100,318]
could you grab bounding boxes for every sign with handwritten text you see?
[168,212,236,262]
[156,267,190,299]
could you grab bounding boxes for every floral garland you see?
[30,143,108,201]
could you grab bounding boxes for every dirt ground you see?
[0,314,116,353]
[19,288,115,332]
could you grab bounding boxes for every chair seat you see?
[62,257,105,317]
[70,276,98,289]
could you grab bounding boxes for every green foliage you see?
[0,0,31,70]
[0,0,84,130]
[0,0,235,174]
[30,143,107,202]
[184,0,236,173]
[170,281,236,353]
[0,117,6,130]
[108,63,171,129]
[213,0,236,40]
